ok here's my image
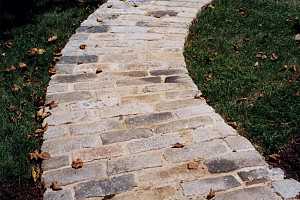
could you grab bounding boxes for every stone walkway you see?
[41,0,300,199]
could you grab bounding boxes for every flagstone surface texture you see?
[41,0,300,199]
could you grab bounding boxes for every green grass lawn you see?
[0,2,98,199]
[185,0,300,179]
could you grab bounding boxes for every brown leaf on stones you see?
[72,158,84,169]
[206,189,216,200]
[45,100,58,109]
[268,153,280,162]
[32,166,41,182]
[103,194,116,199]
[36,108,51,119]
[97,18,103,22]
[48,67,56,76]
[228,121,238,129]
[171,143,185,148]
[96,68,103,74]
[50,181,62,191]
[29,150,51,160]
[48,35,58,43]
[79,44,87,50]
[187,161,199,170]
[4,65,16,72]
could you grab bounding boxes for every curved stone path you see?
[41,0,300,199]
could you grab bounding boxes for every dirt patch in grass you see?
[185,0,300,180]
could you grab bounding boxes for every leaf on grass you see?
[50,181,62,191]
[32,166,41,182]
[11,84,21,92]
[228,121,238,129]
[4,65,16,72]
[28,48,46,56]
[270,53,278,61]
[206,189,216,200]
[171,143,185,148]
[48,35,58,43]
[19,62,28,70]
[256,52,267,60]
[72,158,84,169]
[4,41,13,48]
[36,108,51,119]
[79,44,87,50]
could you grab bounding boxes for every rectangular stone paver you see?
[107,152,162,175]
[74,174,136,200]
[181,175,241,196]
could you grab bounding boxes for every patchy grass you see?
[0,2,98,199]
[185,0,300,179]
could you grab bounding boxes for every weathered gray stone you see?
[181,175,240,196]
[59,55,98,64]
[70,118,122,136]
[77,25,109,33]
[51,73,97,84]
[238,168,269,185]
[150,69,186,76]
[147,10,178,18]
[117,77,161,86]
[42,155,70,171]
[205,151,266,173]
[44,125,70,140]
[127,133,183,154]
[214,186,280,200]
[108,152,162,175]
[43,161,106,186]
[46,91,93,103]
[272,179,300,199]
[44,189,73,200]
[101,128,153,145]
[125,112,173,128]
[42,135,102,155]
[164,139,229,163]
[224,136,255,152]
[155,99,205,111]
[74,174,136,200]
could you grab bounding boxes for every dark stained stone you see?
[59,55,98,64]
[77,25,109,33]
[136,21,149,27]
[147,10,178,18]
[52,73,97,83]
[74,174,136,199]
[205,159,238,173]
[125,112,173,128]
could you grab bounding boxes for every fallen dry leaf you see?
[36,108,51,119]
[79,44,87,50]
[50,181,62,191]
[28,48,46,56]
[11,84,21,92]
[4,65,16,72]
[194,91,203,99]
[46,100,58,109]
[206,189,216,200]
[4,41,13,48]
[187,161,199,170]
[72,158,84,169]
[32,166,41,182]
[171,143,185,148]
[96,68,103,74]
[48,67,56,76]
[97,18,103,22]
[295,34,300,42]
[228,121,238,129]
[39,152,51,160]
[254,61,259,67]
[256,52,267,60]
[29,150,51,160]
[19,62,28,70]
[270,53,279,61]
[48,35,58,43]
